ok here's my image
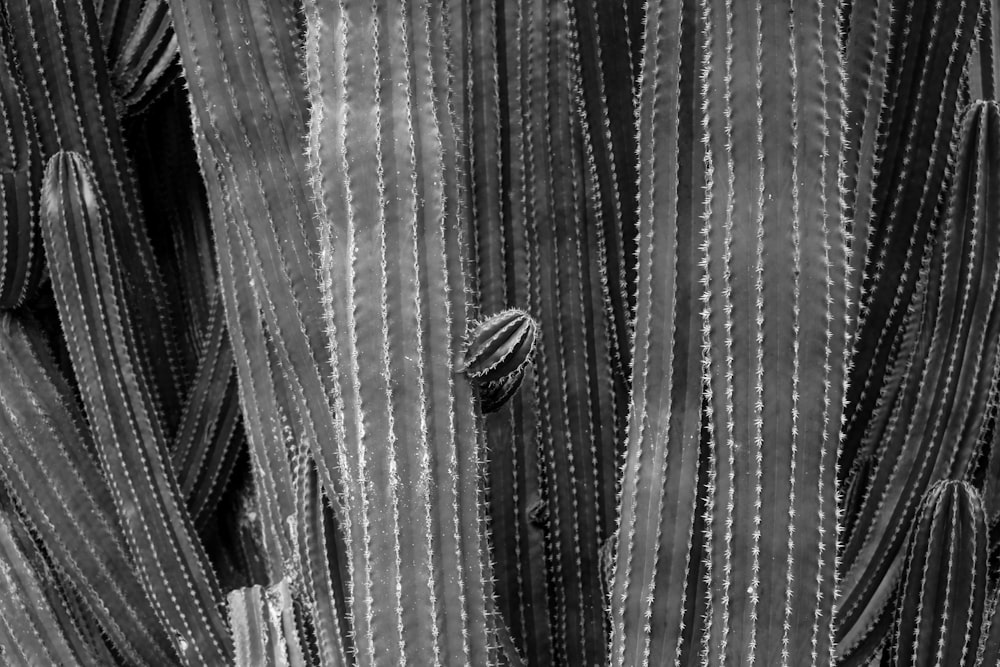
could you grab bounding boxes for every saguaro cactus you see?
[611,1,850,665]
[889,481,988,667]
[304,1,497,663]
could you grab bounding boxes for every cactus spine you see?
[612,0,850,665]
[889,481,988,667]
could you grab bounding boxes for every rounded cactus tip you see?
[461,308,538,413]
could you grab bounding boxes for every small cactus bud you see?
[462,309,538,379]
[462,309,537,412]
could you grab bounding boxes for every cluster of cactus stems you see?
[6,0,1000,665]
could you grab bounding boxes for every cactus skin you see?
[2,0,184,430]
[41,150,231,664]
[0,313,178,665]
[171,293,243,529]
[837,100,1000,660]
[840,0,982,484]
[0,35,43,310]
[168,9,353,665]
[228,579,309,667]
[304,0,497,663]
[100,0,180,113]
[0,512,112,666]
[467,0,637,661]
[612,0,850,665]
[463,309,538,413]
[890,481,988,667]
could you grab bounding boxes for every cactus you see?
[466,1,637,662]
[836,99,1000,661]
[0,314,177,664]
[41,150,231,663]
[612,0,850,665]
[888,481,988,667]
[0,33,43,309]
[4,0,1000,665]
[303,0,497,662]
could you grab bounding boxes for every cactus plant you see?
[3,0,1000,665]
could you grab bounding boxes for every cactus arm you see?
[837,101,1000,660]
[189,116,299,581]
[470,0,556,659]
[306,0,499,663]
[171,292,242,528]
[692,0,850,662]
[0,314,180,665]
[3,0,183,425]
[841,0,981,483]
[0,36,43,309]
[167,0,345,531]
[0,513,105,667]
[41,150,231,664]
[890,481,988,667]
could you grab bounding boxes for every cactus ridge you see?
[837,99,1000,660]
[305,0,496,663]
[0,314,177,665]
[462,308,538,383]
[890,481,988,667]
[41,150,231,664]
[0,34,43,310]
[4,0,185,429]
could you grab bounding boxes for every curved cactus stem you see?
[0,313,180,665]
[840,0,982,483]
[171,292,243,529]
[0,511,110,667]
[837,101,1000,660]
[41,150,231,665]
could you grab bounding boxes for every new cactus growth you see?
[889,481,988,667]
[3,0,1000,665]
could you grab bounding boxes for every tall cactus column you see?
[611,0,850,665]
[305,1,496,665]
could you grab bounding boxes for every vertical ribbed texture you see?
[169,7,353,663]
[467,0,636,662]
[41,150,231,664]
[837,101,1000,661]
[609,0,703,664]
[0,314,177,665]
[3,0,183,430]
[0,512,106,666]
[613,1,848,665]
[305,0,495,663]
[840,0,982,484]
[227,579,309,667]
[0,32,43,309]
[890,481,988,667]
